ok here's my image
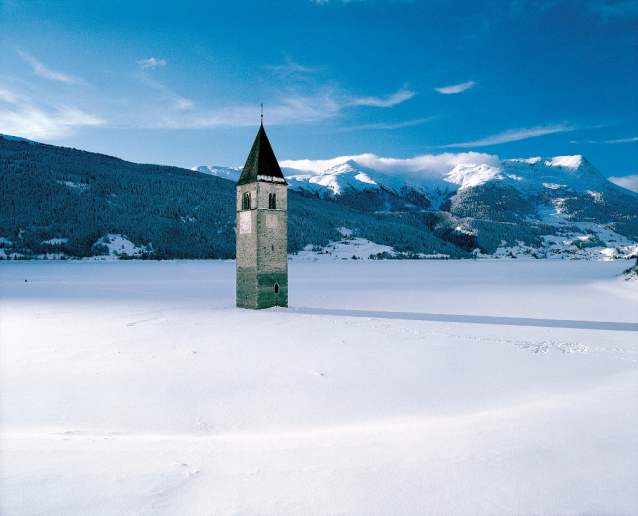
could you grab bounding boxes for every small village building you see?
[235,121,288,309]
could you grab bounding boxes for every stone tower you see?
[236,122,288,309]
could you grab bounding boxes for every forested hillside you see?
[1,137,236,258]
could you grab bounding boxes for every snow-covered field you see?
[1,260,637,515]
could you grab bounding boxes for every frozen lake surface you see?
[1,260,637,515]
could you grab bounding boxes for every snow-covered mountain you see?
[202,153,634,204]
[192,165,242,182]
[281,154,633,199]
[198,154,638,260]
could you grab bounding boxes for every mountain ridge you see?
[1,134,636,261]
[197,153,636,199]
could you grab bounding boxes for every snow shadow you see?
[284,307,638,332]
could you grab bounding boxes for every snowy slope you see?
[285,161,379,197]
[1,260,637,515]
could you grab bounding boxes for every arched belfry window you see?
[274,283,279,294]
[269,193,276,209]
[242,192,251,210]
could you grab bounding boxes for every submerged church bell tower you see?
[236,114,288,309]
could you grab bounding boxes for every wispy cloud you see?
[136,73,195,111]
[6,49,417,134]
[267,58,319,76]
[310,0,404,4]
[608,174,638,193]
[175,98,194,110]
[151,84,416,129]
[136,58,167,69]
[18,51,77,84]
[506,0,638,20]
[0,86,21,104]
[0,104,104,139]
[136,74,166,90]
[130,53,413,128]
[336,117,436,132]
[181,92,342,129]
[604,136,638,143]
[435,81,475,95]
[0,83,104,139]
[352,87,415,107]
[588,0,638,19]
[440,123,578,148]
[571,136,638,144]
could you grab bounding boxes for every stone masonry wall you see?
[236,182,288,309]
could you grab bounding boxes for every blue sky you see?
[1,0,637,186]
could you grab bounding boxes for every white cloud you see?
[608,174,638,193]
[435,81,475,94]
[280,155,360,173]
[0,104,104,140]
[441,123,578,148]
[355,152,500,174]
[280,151,499,176]
[0,83,104,139]
[352,87,415,107]
[137,58,167,69]
[18,51,77,84]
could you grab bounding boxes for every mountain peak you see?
[445,163,504,190]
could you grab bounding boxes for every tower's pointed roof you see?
[237,124,288,186]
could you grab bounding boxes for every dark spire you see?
[237,124,288,186]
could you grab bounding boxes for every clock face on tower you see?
[266,214,278,229]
